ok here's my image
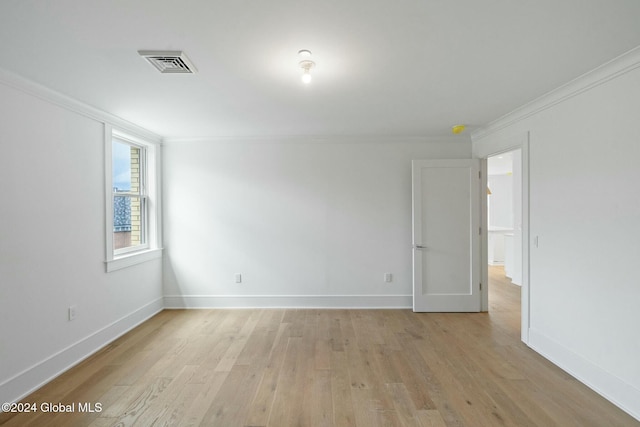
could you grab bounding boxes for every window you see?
[105,127,161,271]
[112,139,147,253]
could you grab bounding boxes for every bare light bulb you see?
[299,58,315,85]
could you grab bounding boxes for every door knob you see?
[414,245,427,249]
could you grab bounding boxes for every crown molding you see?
[162,134,470,145]
[0,67,161,144]
[472,45,640,141]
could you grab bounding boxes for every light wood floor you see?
[2,266,638,426]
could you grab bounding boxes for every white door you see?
[412,159,481,312]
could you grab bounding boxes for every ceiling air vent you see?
[138,50,196,74]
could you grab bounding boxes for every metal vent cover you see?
[138,50,196,74]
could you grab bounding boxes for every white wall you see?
[488,174,514,228]
[162,138,470,308]
[472,49,640,420]
[0,77,163,404]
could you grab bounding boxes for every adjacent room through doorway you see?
[487,149,523,323]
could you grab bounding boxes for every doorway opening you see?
[486,148,525,340]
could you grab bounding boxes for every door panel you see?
[412,159,481,312]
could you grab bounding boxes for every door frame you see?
[475,132,530,344]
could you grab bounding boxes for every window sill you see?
[106,248,163,272]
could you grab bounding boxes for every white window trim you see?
[105,124,162,272]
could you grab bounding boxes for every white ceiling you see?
[1,1,640,139]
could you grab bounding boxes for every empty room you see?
[1,1,639,426]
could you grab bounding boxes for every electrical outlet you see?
[384,273,393,283]
[234,273,242,283]
[68,305,77,321]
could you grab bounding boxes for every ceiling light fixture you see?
[298,50,315,84]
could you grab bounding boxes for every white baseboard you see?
[528,328,640,422]
[0,297,164,407]
[163,294,413,309]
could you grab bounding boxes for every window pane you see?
[112,140,141,193]
[113,195,145,250]
[112,139,145,252]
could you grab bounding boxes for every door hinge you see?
[479,170,482,179]
[479,283,483,291]
[479,227,482,235]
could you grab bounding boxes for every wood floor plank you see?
[415,410,447,427]
[150,380,204,426]
[330,349,356,427]
[388,349,437,411]
[244,323,290,427]
[371,344,403,385]
[329,314,346,352]
[416,313,538,427]
[176,371,229,427]
[308,369,333,427]
[214,311,261,372]
[199,363,262,426]
[315,310,333,370]
[2,267,638,427]
[393,332,465,427]
[104,376,173,425]
[266,337,305,426]
[386,383,422,427]
[121,364,198,426]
